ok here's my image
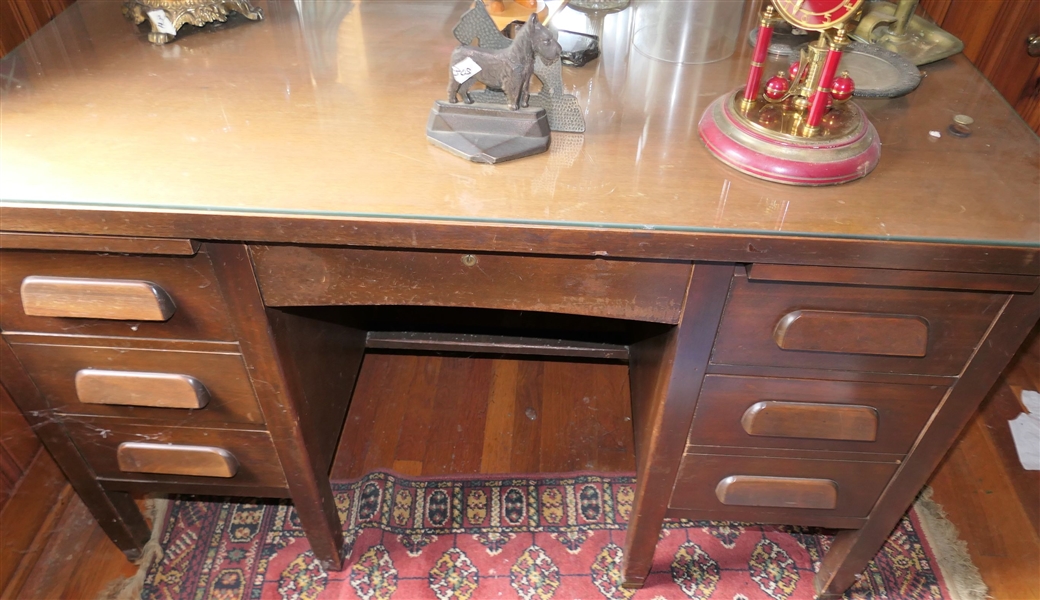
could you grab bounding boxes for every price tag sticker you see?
[146,9,178,36]
[451,58,482,84]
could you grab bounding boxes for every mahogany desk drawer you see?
[711,271,1006,376]
[117,442,239,478]
[0,248,236,341]
[7,337,265,426]
[63,419,287,489]
[249,245,692,324]
[688,375,945,456]
[670,454,898,524]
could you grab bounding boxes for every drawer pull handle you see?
[715,475,838,510]
[741,401,878,442]
[75,369,210,409]
[20,276,176,321]
[116,442,239,478]
[773,310,928,357]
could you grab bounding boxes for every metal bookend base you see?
[427,101,551,164]
[698,91,881,186]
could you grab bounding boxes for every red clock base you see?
[698,90,881,186]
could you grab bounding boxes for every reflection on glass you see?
[0,0,1035,247]
[570,0,631,12]
[632,0,746,64]
[294,0,353,81]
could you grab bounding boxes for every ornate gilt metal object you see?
[123,0,263,45]
[699,0,881,186]
[852,0,964,65]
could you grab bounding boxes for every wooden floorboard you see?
[392,354,441,477]
[510,360,544,474]
[4,350,1038,598]
[54,504,140,600]
[925,326,1040,599]
[481,359,520,473]
[996,323,1040,536]
[332,354,635,479]
[979,382,1040,537]
[929,408,1040,599]
[0,451,68,598]
[16,494,114,599]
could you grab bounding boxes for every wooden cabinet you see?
[922,0,1040,132]
[659,265,1029,564]
[1,245,282,495]
[0,0,74,57]
[1,1,1038,597]
[0,241,363,571]
[5,237,1036,599]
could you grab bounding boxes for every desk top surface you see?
[1,0,1038,248]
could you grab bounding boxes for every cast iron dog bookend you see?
[427,12,558,164]
[447,13,561,110]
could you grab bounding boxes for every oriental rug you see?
[139,472,985,600]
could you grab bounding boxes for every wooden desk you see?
[1,1,1038,596]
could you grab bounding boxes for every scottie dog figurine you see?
[448,13,561,111]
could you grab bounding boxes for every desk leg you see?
[814,289,1040,597]
[621,263,733,588]
[210,243,361,571]
[0,338,151,560]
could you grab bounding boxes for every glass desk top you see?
[1,0,1038,247]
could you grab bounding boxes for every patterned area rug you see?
[141,472,983,600]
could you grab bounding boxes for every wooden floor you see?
[331,354,635,479]
[929,327,1040,600]
[3,351,1038,599]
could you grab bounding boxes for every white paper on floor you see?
[1008,390,1040,471]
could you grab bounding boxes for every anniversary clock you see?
[773,0,860,29]
[699,0,880,186]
